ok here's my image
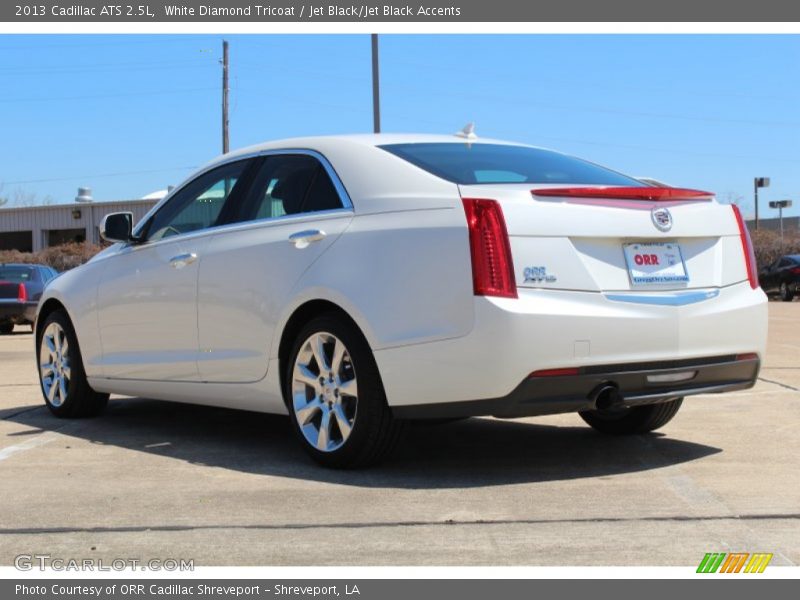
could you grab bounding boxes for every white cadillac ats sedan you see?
[36,134,767,468]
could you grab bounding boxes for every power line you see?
[380,82,800,129]
[2,166,197,186]
[386,57,800,104]
[0,37,222,51]
[0,58,218,72]
[0,86,218,104]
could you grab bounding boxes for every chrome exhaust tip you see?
[589,383,623,410]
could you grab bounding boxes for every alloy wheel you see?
[40,321,71,407]
[291,332,358,452]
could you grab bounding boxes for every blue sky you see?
[0,34,798,218]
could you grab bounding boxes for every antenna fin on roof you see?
[455,122,477,140]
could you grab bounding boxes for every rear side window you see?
[380,143,643,186]
[0,266,34,282]
[237,154,345,222]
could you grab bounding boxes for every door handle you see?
[169,252,197,269]
[288,229,326,249]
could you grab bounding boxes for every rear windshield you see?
[380,143,644,186]
[0,266,34,283]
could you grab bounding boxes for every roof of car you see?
[240,133,527,151]
[0,263,38,268]
[195,133,537,176]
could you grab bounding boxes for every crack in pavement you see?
[2,513,799,535]
[758,377,800,392]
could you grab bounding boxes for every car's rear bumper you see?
[392,354,760,419]
[0,301,37,323]
[376,281,768,413]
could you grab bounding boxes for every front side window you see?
[236,154,345,223]
[380,143,644,186]
[143,159,251,242]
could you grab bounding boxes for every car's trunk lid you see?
[0,282,22,300]
[459,184,746,293]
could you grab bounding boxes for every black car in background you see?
[759,254,800,302]
[0,264,59,334]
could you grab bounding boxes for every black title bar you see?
[3,0,800,22]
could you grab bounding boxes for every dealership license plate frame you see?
[623,242,689,285]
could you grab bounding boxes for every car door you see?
[96,158,256,381]
[777,257,795,287]
[763,259,784,292]
[759,260,776,291]
[196,152,354,383]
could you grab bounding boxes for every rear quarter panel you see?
[282,206,475,352]
[273,141,477,352]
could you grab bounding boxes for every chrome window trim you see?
[131,148,353,241]
[119,208,353,255]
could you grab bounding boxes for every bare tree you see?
[6,188,54,207]
[721,191,745,206]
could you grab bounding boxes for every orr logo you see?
[633,253,660,266]
[696,552,773,573]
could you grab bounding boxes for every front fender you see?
[37,260,107,378]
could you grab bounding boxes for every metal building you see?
[0,198,158,252]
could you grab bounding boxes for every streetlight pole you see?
[769,199,793,244]
[754,177,770,230]
[371,34,381,134]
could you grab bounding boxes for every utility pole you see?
[371,34,381,134]
[222,39,230,154]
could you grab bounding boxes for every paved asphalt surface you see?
[0,303,798,566]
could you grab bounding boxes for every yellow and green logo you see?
[697,552,773,573]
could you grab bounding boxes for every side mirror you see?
[100,212,135,243]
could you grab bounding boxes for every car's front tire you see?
[284,314,403,468]
[780,282,795,302]
[579,398,683,435]
[37,309,109,418]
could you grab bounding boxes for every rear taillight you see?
[731,204,759,290]
[531,187,713,201]
[17,283,27,302]
[462,198,517,299]
[791,267,800,275]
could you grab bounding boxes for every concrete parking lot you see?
[0,303,798,567]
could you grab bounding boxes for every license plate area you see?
[623,242,689,285]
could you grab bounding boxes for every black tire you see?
[36,309,109,418]
[284,313,403,469]
[780,282,795,302]
[0,321,13,335]
[579,398,683,435]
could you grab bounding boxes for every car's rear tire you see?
[284,314,403,468]
[0,321,13,335]
[579,398,683,435]
[37,309,109,418]
[780,282,795,302]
